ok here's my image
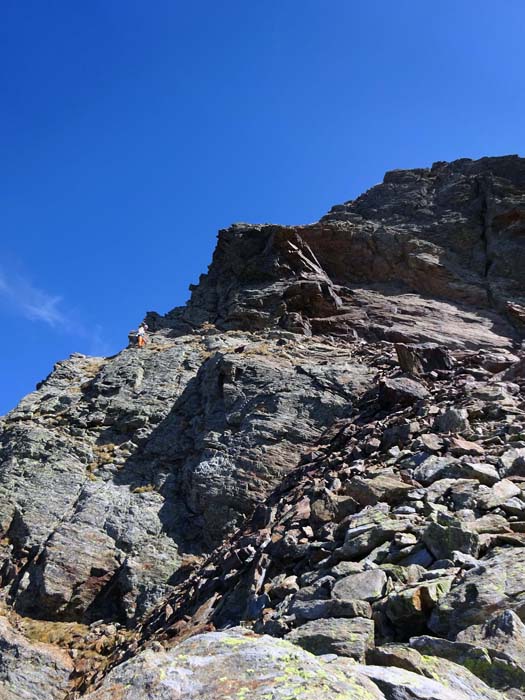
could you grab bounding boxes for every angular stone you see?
[295,578,334,601]
[332,569,387,602]
[423,520,480,560]
[447,436,484,457]
[290,597,372,622]
[476,479,521,510]
[395,343,454,376]
[342,519,409,559]
[286,617,375,660]
[501,497,525,516]
[500,448,525,477]
[363,646,505,700]
[267,574,299,599]
[457,610,525,668]
[367,642,434,673]
[434,408,470,434]
[411,632,525,697]
[413,456,461,485]
[419,433,445,452]
[345,474,414,507]
[379,377,430,409]
[465,514,511,535]
[329,561,365,577]
[385,578,453,631]
[460,462,500,486]
[355,662,500,700]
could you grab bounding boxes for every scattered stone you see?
[2,155,525,696]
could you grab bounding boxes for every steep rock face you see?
[0,334,371,625]
[0,155,524,699]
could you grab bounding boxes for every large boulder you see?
[430,548,525,636]
[353,660,502,700]
[83,628,387,700]
[411,622,525,697]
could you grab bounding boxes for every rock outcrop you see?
[0,155,524,698]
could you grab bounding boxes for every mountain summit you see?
[1,155,524,699]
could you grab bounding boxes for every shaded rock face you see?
[0,155,524,699]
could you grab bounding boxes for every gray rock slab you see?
[332,569,387,602]
[286,616,375,660]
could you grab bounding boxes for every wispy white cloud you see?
[0,268,109,355]
[0,269,67,327]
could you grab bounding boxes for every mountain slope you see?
[0,155,524,699]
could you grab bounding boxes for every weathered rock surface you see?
[1,155,525,698]
[84,627,388,700]
[83,627,508,700]
[354,661,501,700]
[0,615,73,699]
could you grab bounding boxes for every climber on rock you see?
[137,322,149,348]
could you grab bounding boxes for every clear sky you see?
[1,0,524,414]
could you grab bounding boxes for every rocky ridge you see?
[1,155,525,699]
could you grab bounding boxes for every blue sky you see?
[1,0,524,414]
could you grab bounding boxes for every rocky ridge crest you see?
[1,155,525,699]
